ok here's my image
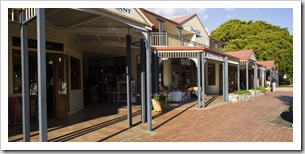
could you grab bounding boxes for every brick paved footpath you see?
[142,91,293,142]
[8,91,293,142]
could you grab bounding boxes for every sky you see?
[147,8,293,35]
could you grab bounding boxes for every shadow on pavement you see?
[274,95,293,105]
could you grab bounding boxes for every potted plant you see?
[152,94,168,112]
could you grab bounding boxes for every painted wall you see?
[181,16,209,47]
[68,34,84,116]
[205,61,220,94]
[163,59,171,88]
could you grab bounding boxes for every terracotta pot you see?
[152,99,162,112]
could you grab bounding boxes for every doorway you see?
[46,54,69,118]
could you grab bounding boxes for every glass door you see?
[54,55,69,117]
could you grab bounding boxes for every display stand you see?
[117,81,136,103]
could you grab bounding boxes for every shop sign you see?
[184,26,202,36]
[206,52,223,61]
[116,8,131,14]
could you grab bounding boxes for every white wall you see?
[163,59,171,88]
[205,61,220,94]
[69,90,83,115]
[68,34,84,116]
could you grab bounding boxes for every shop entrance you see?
[12,50,69,118]
[46,54,69,118]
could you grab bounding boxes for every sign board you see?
[116,8,131,14]
[206,52,224,61]
[184,26,202,36]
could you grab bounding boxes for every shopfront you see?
[8,8,153,137]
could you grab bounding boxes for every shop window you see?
[208,63,215,85]
[12,50,38,93]
[70,56,81,90]
[12,51,21,93]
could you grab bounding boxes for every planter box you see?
[249,90,266,96]
[228,93,252,103]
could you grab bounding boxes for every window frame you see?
[70,56,81,90]
[208,63,216,86]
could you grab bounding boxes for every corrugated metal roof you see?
[225,50,254,60]
[256,60,275,68]
[171,14,196,24]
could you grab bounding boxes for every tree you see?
[210,19,293,82]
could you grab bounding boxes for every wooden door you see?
[54,55,69,117]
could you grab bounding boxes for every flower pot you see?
[152,99,162,112]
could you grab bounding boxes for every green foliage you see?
[210,19,293,81]
[256,86,267,93]
[152,94,168,106]
[233,90,251,94]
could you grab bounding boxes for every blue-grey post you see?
[259,68,262,86]
[270,69,272,80]
[158,19,164,45]
[156,52,159,94]
[146,34,152,131]
[246,60,249,90]
[237,63,240,91]
[153,50,159,95]
[126,35,132,127]
[276,71,279,87]
[140,39,147,123]
[201,52,205,107]
[223,61,225,102]
[151,52,155,95]
[197,52,201,108]
[21,9,30,142]
[254,63,257,96]
[177,26,183,46]
[37,8,48,142]
[225,57,229,102]
[265,69,267,85]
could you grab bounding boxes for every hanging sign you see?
[206,52,224,61]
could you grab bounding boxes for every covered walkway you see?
[8,91,292,142]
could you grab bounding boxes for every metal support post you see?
[155,51,159,94]
[201,52,205,107]
[21,10,30,142]
[223,61,225,102]
[177,27,183,46]
[237,63,240,91]
[158,20,164,45]
[152,50,159,95]
[224,57,229,102]
[140,39,147,123]
[254,63,257,96]
[126,35,132,127]
[246,60,249,90]
[146,33,152,131]
[260,68,263,86]
[37,8,48,142]
[276,71,279,87]
[197,52,201,108]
